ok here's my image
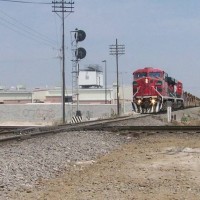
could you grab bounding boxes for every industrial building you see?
[0,85,32,104]
[0,84,132,105]
[0,66,132,105]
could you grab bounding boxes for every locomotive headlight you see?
[145,78,148,84]
[137,99,142,105]
[151,98,156,105]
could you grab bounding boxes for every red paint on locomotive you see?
[132,67,184,113]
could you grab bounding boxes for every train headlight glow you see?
[151,98,156,105]
[137,99,142,105]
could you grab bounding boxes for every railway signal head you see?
[75,47,86,60]
[75,30,86,42]
[74,29,86,60]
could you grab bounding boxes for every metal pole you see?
[76,62,79,112]
[167,101,172,123]
[121,73,125,114]
[116,39,120,115]
[105,61,107,104]
[61,0,65,123]
[102,60,107,104]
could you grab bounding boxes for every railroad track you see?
[0,126,41,142]
[0,113,199,143]
[0,114,145,143]
[80,125,200,132]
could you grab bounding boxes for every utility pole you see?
[52,0,74,124]
[109,39,125,115]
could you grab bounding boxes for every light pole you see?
[102,60,107,104]
[120,72,126,114]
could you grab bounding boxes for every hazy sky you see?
[0,0,200,96]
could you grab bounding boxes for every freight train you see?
[132,67,200,113]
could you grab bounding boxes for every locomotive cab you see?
[132,67,184,113]
[132,67,165,113]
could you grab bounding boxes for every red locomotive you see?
[132,67,184,113]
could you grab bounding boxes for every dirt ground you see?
[12,132,200,200]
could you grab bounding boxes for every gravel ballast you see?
[0,131,131,200]
[1,107,200,200]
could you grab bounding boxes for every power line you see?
[0,18,55,48]
[0,16,56,48]
[0,0,51,4]
[0,9,57,46]
[0,1,59,47]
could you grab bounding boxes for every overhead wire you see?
[0,0,73,49]
[0,0,70,61]
[0,9,57,47]
[0,0,51,4]
[0,18,56,48]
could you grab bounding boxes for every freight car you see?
[183,92,200,108]
[132,67,199,113]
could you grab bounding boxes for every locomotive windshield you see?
[149,72,161,78]
[134,72,147,79]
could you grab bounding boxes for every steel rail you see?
[78,125,200,132]
[1,113,199,143]
[0,114,148,143]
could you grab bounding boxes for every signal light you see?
[75,47,86,59]
[74,29,86,60]
[74,30,86,42]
